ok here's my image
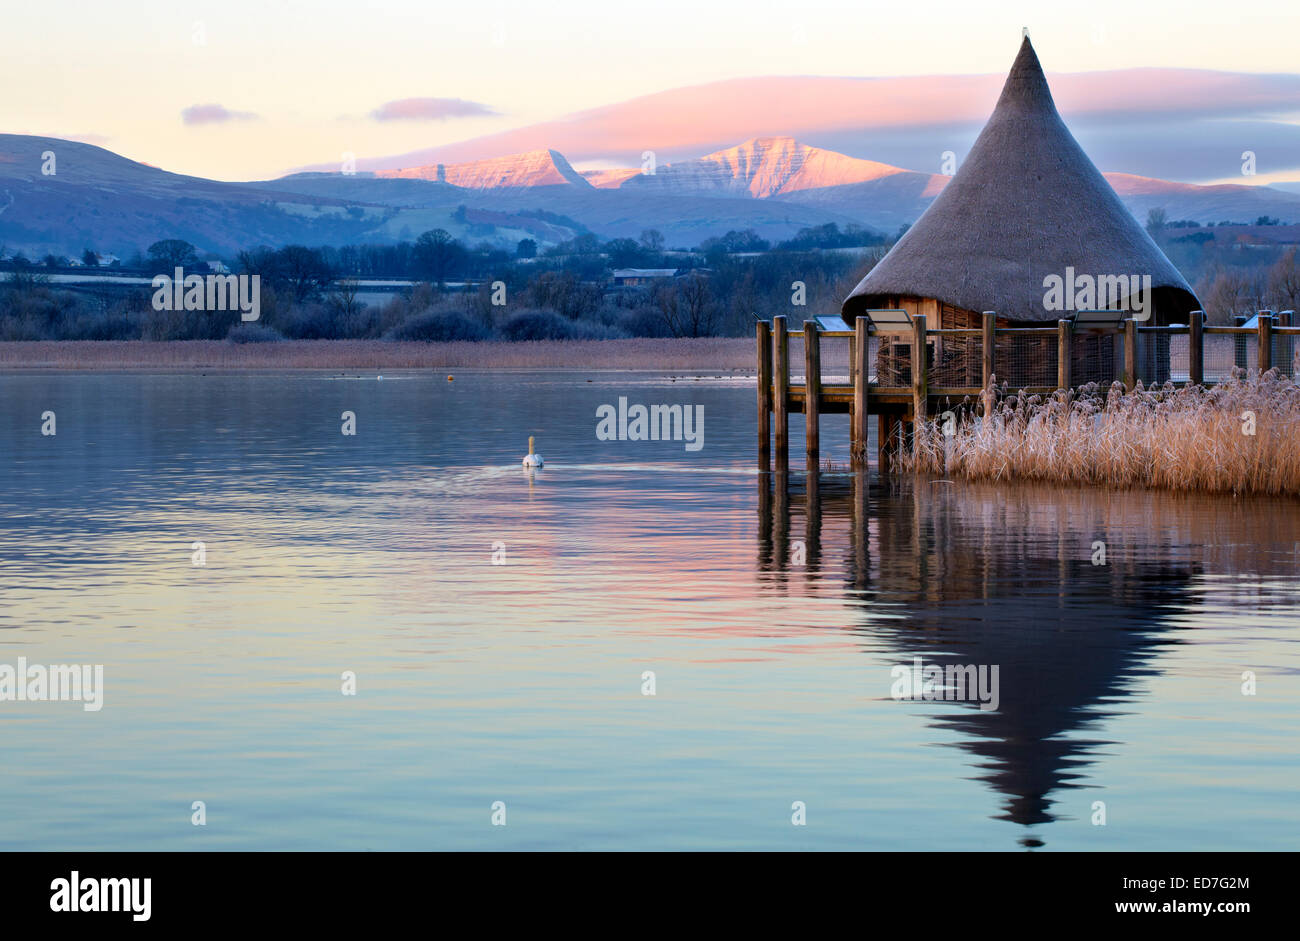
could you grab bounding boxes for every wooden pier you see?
[757,309,1298,471]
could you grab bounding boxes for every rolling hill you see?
[2,132,1299,260]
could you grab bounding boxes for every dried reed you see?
[907,369,1300,496]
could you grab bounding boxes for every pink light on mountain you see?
[309,68,1300,177]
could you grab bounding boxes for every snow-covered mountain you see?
[620,137,921,198]
[376,149,592,190]
[3,131,1300,258]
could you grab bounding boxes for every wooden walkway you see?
[758,310,1298,472]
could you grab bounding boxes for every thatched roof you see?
[842,38,1199,323]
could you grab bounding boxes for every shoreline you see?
[0,338,756,371]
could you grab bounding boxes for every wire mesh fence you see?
[787,333,805,385]
[1071,330,1121,387]
[874,334,913,388]
[928,332,983,388]
[994,331,1057,388]
[1203,333,1257,384]
[1167,333,1191,384]
[1134,331,1177,387]
[771,321,1290,395]
[779,330,863,385]
[1271,332,1298,378]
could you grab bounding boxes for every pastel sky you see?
[4,0,1299,181]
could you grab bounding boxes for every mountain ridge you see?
[2,132,1299,258]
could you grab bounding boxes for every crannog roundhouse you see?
[842,37,1200,388]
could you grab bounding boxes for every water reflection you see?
[758,471,1300,840]
[3,371,1295,849]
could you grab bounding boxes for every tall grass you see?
[908,370,1300,496]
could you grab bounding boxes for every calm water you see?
[1,369,1297,851]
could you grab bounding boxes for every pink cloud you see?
[182,104,257,126]
[325,69,1300,167]
[369,97,498,122]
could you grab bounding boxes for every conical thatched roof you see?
[842,38,1199,323]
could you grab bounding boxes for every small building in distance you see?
[841,37,1200,389]
[611,268,681,287]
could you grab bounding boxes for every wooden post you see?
[852,317,869,467]
[1057,318,1072,392]
[981,311,996,416]
[1188,309,1204,386]
[1124,317,1137,391]
[1259,312,1273,374]
[773,315,789,469]
[911,312,927,423]
[804,319,820,471]
[756,321,772,467]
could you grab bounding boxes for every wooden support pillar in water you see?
[804,320,820,471]
[756,321,772,467]
[773,315,789,469]
[852,317,869,467]
[1124,317,1137,392]
[1259,312,1273,373]
[1057,318,1072,391]
[1189,310,1204,386]
[981,311,996,416]
[911,312,927,427]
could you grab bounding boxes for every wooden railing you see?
[757,309,1298,470]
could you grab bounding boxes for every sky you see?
[3,0,1299,181]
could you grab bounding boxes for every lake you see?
[1,369,1297,850]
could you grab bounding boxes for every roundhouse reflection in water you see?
[757,471,1297,839]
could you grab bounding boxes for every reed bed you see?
[0,338,754,371]
[908,370,1300,496]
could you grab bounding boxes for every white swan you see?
[522,436,544,468]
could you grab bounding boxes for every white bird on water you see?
[522,436,544,468]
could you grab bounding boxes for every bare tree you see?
[329,277,362,318]
[1268,247,1300,313]
[656,273,719,337]
[1198,266,1253,323]
[1144,207,1167,242]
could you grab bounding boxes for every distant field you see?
[0,338,756,371]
